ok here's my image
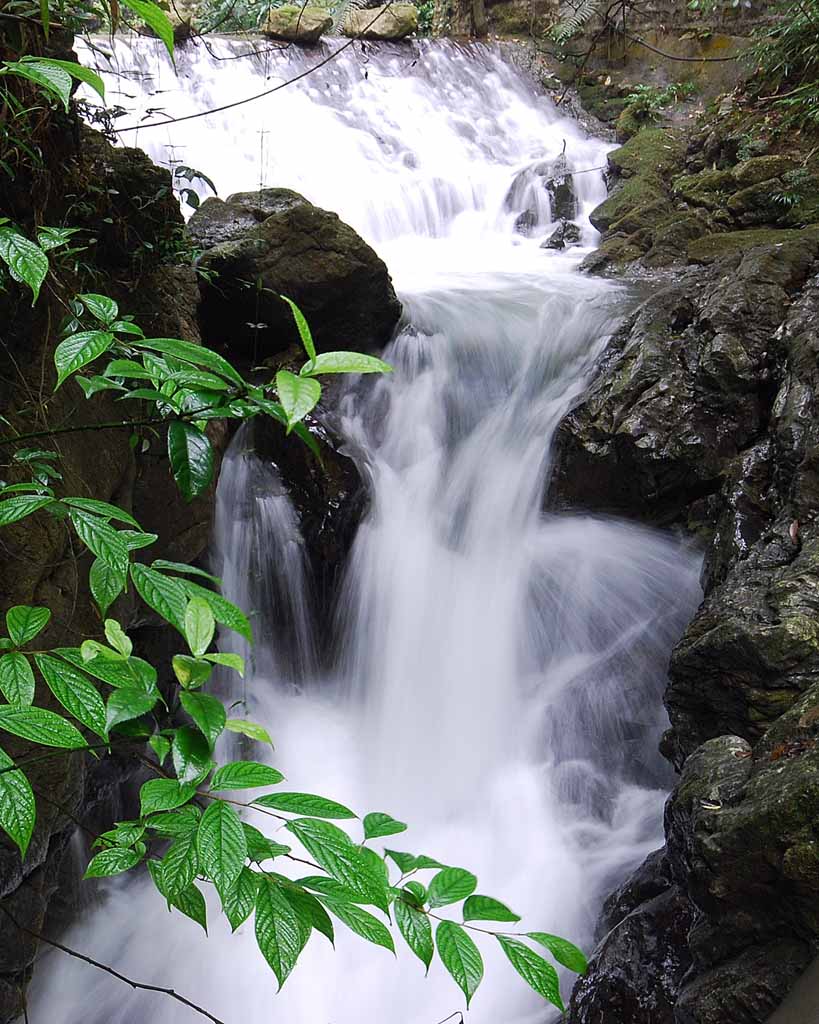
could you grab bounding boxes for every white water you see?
[31,37,702,1024]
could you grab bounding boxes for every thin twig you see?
[0,904,229,1024]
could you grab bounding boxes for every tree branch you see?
[0,904,229,1024]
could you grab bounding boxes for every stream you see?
[30,36,702,1024]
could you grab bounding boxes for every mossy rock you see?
[615,106,654,144]
[590,178,665,233]
[263,5,332,43]
[733,154,797,188]
[607,128,685,181]
[580,233,645,272]
[727,179,790,227]
[609,197,676,237]
[688,227,819,264]
[672,168,737,211]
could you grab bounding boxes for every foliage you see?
[550,0,601,44]
[0,233,585,1014]
[746,0,819,130]
[621,81,697,125]
[415,0,434,36]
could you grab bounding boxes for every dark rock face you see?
[561,121,819,1022]
[505,155,577,235]
[542,219,582,250]
[187,188,402,359]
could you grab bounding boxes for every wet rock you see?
[187,188,402,359]
[733,155,797,188]
[343,3,418,38]
[541,219,582,250]
[505,155,577,232]
[263,4,332,43]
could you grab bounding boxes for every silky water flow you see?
[29,36,703,1024]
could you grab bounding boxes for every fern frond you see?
[550,0,602,43]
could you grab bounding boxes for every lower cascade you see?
[30,36,703,1023]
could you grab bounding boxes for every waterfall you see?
[29,36,702,1024]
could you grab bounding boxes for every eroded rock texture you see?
[187,188,402,359]
[560,126,819,1022]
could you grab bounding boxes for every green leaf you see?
[78,293,118,325]
[404,880,427,904]
[280,295,316,364]
[146,804,201,837]
[149,733,171,765]
[105,687,157,732]
[148,861,208,931]
[104,619,132,658]
[178,580,252,643]
[0,747,35,858]
[497,936,564,1010]
[427,867,477,908]
[463,895,520,923]
[253,792,355,819]
[286,818,388,910]
[0,705,85,748]
[6,606,50,646]
[34,58,105,101]
[124,0,175,57]
[120,530,158,552]
[34,654,107,739]
[54,331,114,388]
[210,761,284,791]
[180,691,226,749]
[301,351,393,377]
[436,920,483,1008]
[104,359,154,380]
[0,225,48,302]
[172,725,212,785]
[62,498,140,528]
[152,560,221,585]
[282,884,334,945]
[3,59,72,110]
[167,422,214,502]
[222,865,259,931]
[90,557,127,616]
[203,652,244,675]
[94,821,145,848]
[172,654,213,690]
[132,337,244,386]
[76,375,125,399]
[130,563,188,632]
[0,496,53,527]
[184,596,215,657]
[224,718,271,745]
[139,778,196,816]
[395,895,433,970]
[161,829,199,895]
[527,932,588,975]
[197,800,247,891]
[275,370,321,433]
[0,654,35,705]
[297,875,364,904]
[320,898,394,953]
[243,823,291,863]
[57,648,157,694]
[255,877,303,988]
[70,510,129,576]
[363,812,407,841]
[83,844,143,878]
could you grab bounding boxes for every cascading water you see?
[30,36,703,1024]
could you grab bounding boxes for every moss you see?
[607,128,685,181]
[672,168,737,210]
[733,155,797,187]
[609,198,676,237]
[688,227,819,264]
[590,178,665,233]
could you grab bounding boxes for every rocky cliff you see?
[556,93,819,1024]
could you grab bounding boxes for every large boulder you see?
[187,188,402,359]
[343,3,417,39]
[262,5,332,43]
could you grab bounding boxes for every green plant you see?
[0,229,588,1013]
[746,0,819,130]
[415,0,434,34]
